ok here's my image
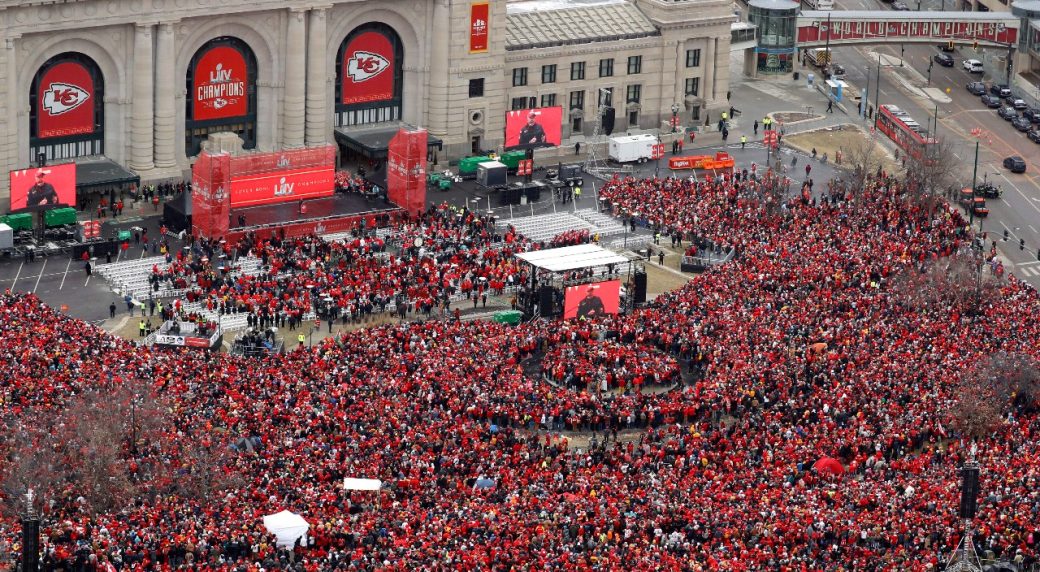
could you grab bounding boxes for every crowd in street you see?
[2,171,1040,571]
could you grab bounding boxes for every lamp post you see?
[21,489,39,572]
[873,53,882,130]
[671,103,680,133]
[927,61,933,87]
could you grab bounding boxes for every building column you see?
[154,22,177,169]
[305,7,328,146]
[2,36,18,185]
[704,38,716,105]
[130,23,155,172]
[427,0,451,137]
[712,37,722,101]
[283,8,307,148]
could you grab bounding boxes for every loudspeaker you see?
[634,271,647,304]
[22,517,39,572]
[959,466,980,519]
[539,286,555,316]
[602,107,616,135]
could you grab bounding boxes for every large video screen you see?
[9,163,77,211]
[564,280,621,320]
[505,106,562,151]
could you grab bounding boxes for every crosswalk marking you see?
[1021,266,1040,277]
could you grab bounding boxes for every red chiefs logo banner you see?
[36,61,95,139]
[470,2,490,53]
[342,31,395,105]
[193,46,249,121]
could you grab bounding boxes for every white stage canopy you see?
[515,244,630,273]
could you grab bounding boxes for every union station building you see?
[0,0,733,205]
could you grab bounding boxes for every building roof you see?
[506,1,659,50]
[515,243,631,272]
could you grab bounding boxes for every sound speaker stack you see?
[634,271,647,304]
[959,465,980,520]
[539,286,555,316]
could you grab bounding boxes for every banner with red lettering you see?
[341,31,396,105]
[224,209,402,243]
[193,45,249,121]
[470,2,490,53]
[230,168,334,207]
[36,61,95,139]
[191,152,232,240]
[387,128,427,216]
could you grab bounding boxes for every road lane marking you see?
[996,172,1040,218]
[32,258,47,293]
[1032,225,1039,233]
[11,262,22,292]
[59,258,71,290]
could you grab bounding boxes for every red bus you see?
[877,104,936,160]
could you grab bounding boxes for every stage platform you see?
[223,192,403,243]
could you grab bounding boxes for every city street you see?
[813,0,1040,284]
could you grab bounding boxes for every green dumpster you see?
[493,310,522,325]
[44,207,77,227]
[117,230,132,242]
[438,179,451,191]
[3,213,32,232]
[498,150,527,171]
[458,155,491,178]
[427,172,443,185]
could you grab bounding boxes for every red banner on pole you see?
[193,45,249,121]
[36,61,95,139]
[341,31,396,105]
[387,128,428,216]
[470,2,490,53]
[651,144,665,160]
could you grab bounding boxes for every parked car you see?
[1028,130,1040,143]
[998,106,1018,120]
[1012,116,1032,131]
[1003,155,1027,173]
[981,94,1003,108]
[967,81,987,95]
[933,53,954,67]
[824,63,846,79]
[963,59,984,73]
[975,182,1003,198]
[893,0,910,8]
[1023,107,1040,121]
[1012,98,1028,110]
[990,84,1012,97]
[939,43,955,52]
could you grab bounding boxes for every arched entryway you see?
[29,52,105,163]
[335,23,404,127]
[184,36,258,157]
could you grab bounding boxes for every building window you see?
[542,65,557,84]
[572,117,583,132]
[511,97,528,110]
[571,61,585,81]
[541,93,557,107]
[627,55,642,75]
[469,78,484,98]
[628,110,638,126]
[569,90,585,110]
[598,87,613,108]
[685,77,700,96]
[512,67,528,87]
[599,58,614,78]
[626,84,642,103]
[686,49,701,68]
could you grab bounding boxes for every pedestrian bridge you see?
[796,11,1019,48]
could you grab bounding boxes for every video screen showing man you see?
[27,170,59,207]
[575,285,606,319]
[564,280,621,320]
[9,163,76,212]
[517,111,547,149]
[505,107,562,152]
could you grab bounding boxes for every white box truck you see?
[608,134,657,163]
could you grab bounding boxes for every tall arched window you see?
[30,52,105,161]
[335,23,404,127]
[185,36,258,157]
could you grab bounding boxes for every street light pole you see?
[671,103,680,133]
[971,140,980,227]
[873,53,882,130]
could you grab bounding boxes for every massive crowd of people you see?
[1,170,1040,571]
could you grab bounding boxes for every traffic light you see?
[1021,238,1026,250]
[1004,228,1009,241]
[948,40,954,50]
[973,40,979,50]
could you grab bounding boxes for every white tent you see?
[343,477,382,491]
[262,510,310,548]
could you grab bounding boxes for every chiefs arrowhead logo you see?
[347,51,390,82]
[42,82,90,116]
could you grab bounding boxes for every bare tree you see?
[890,248,1003,316]
[843,130,886,195]
[949,351,1040,440]
[903,138,959,210]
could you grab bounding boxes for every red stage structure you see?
[192,146,337,239]
[386,128,427,216]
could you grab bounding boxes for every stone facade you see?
[0,0,732,204]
